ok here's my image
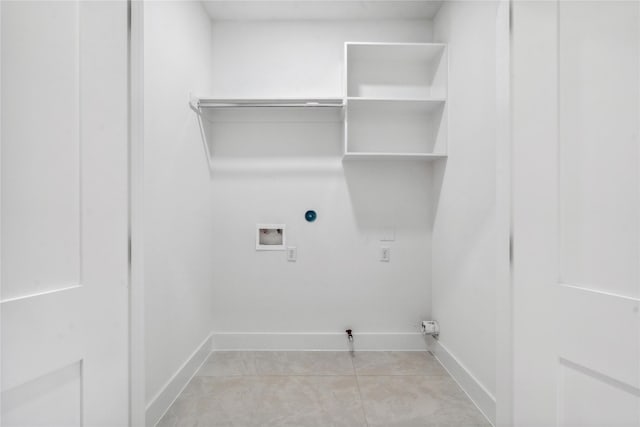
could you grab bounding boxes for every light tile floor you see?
[157,351,490,427]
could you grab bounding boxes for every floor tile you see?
[196,351,258,376]
[254,351,355,376]
[157,376,264,426]
[358,375,490,426]
[253,376,367,426]
[156,400,198,427]
[352,351,447,376]
[157,375,366,427]
[159,351,490,427]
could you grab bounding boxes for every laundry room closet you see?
[143,1,500,425]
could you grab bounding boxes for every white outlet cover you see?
[380,247,390,262]
[287,246,297,262]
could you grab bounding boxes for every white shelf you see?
[346,97,446,113]
[344,42,448,159]
[345,97,446,155]
[346,42,447,99]
[343,152,447,161]
[193,97,344,109]
[346,42,446,63]
[347,96,446,102]
[189,41,448,168]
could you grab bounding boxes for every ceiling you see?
[201,1,443,21]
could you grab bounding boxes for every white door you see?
[1,1,130,426]
[511,1,639,426]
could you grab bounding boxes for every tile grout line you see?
[197,373,448,377]
[350,353,370,427]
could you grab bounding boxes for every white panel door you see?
[1,1,129,426]
[512,1,639,426]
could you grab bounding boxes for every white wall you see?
[431,1,498,422]
[143,0,214,413]
[207,19,436,349]
[210,20,432,98]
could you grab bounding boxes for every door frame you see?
[128,0,145,425]
[0,1,514,425]
[123,1,515,425]
[0,1,141,424]
[1,2,4,425]
[495,0,513,425]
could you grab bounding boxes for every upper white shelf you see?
[344,42,448,159]
[189,41,448,168]
[346,42,447,99]
[345,42,446,63]
[192,97,344,109]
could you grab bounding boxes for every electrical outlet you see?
[380,247,390,262]
[287,246,297,262]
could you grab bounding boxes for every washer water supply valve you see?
[345,329,353,342]
[421,320,439,338]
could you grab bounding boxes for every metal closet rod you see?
[195,98,345,108]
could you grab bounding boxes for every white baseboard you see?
[146,334,213,427]
[431,340,496,426]
[211,332,429,351]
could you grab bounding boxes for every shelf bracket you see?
[188,93,215,175]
